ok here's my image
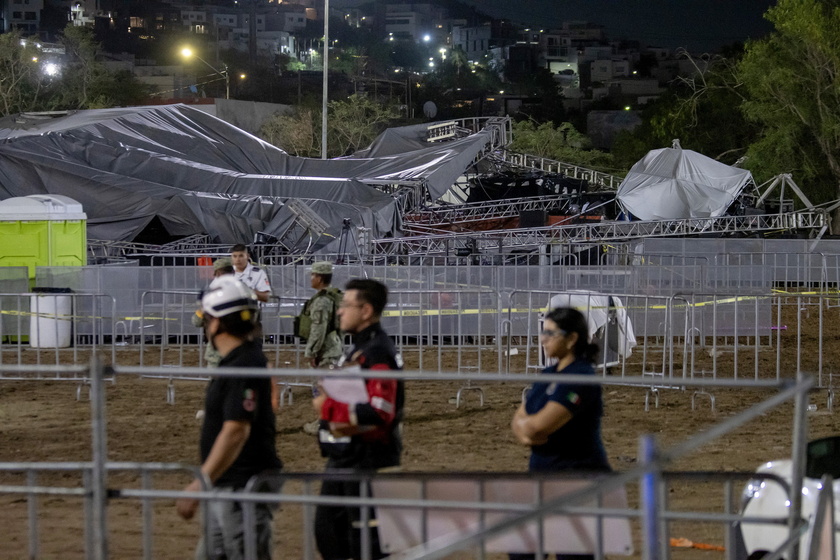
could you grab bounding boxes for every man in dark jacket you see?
[312,279,404,560]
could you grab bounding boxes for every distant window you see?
[12,11,21,18]
[25,11,36,19]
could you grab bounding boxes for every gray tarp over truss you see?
[616,147,753,221]
[0,104,491,247]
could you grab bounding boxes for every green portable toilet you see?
[0,194,87,281]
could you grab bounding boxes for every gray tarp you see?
[616,147,753,221]
[0,104,491,248]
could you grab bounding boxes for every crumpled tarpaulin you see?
[616,147,753,221]
[0,104,491,249]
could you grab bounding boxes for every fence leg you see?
[639,434,661,560]
[788,371,811,560]
[89,356,109,560]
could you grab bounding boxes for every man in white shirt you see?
[230,244,271,302]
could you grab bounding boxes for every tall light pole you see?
[321,0,329,159]
[181,47,230,100]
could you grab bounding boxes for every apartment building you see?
[2,0,44,34]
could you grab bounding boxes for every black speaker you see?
[519,210,547,228]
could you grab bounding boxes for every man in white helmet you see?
[176,276,283,560]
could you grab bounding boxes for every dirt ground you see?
[0,343,837,560]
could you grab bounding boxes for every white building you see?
[451,24,491,59]
[385,3,447,43]
[3,0,44,34]
[69,0,101,27]
[590,58,630,82]
[181,9,209,34]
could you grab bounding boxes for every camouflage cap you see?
[213,257,233,272]
[311,261,333,275]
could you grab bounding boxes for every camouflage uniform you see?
[192,310,222,368]
[303,289,343,367]
[192,257,233,368]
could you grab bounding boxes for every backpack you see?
[294,287,343,341]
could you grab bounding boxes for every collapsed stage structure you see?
[0,104,829,261]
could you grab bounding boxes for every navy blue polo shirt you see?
[525,359,610,472]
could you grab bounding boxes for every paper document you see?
[321,376,369,405]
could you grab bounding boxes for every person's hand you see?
[514,431,548,446]
[329,421,357,437]
[176,478,202,520]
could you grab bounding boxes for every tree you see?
[510,119,615,172]
[259,94,400,158]
[611,48,759,171]
[738,0,840,207]
[0,27,154,116]
[0,32,51,116]
[328,94,400,156]
[260,107,319,157]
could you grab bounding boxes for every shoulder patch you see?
[243,388,257,412]
[251,266,261,272]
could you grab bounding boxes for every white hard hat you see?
[201,276,258,321]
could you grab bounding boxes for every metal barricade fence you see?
[0,291,117,368]
[33,260,832,318]
[0,363,825,560]
[385,289,502,375]
[262,295,312,403]
[821,254,840,306]
[0,460,202,560]
[672,292,840,390]
[711,252,828,293]
[138,290,202,369]
[506,290,674,380]
[2,274,838,399]
[614,253,709,294]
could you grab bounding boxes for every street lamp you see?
[321,0,329,159]
[180,47,229,100]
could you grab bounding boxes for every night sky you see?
[337,0,779,53]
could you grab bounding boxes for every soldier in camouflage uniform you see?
[302,261,344,434]
[304,261,344,368]
[192,257,235,368]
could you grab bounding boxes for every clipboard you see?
[321,376,369,405]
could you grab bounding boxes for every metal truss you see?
[495,149,623,190]
[402,194,577,234]
[374,210,829,256]
[159,234,214,252]
[357,117,514,216]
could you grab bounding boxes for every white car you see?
[739,436,840,559]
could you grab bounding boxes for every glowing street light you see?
[43,62,60,76]
[180,47,229,99]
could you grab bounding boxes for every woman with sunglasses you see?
[512,306,610,472]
